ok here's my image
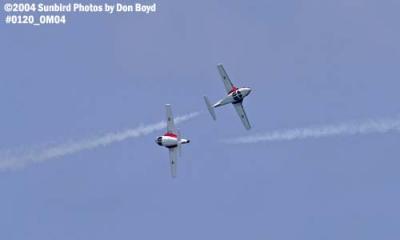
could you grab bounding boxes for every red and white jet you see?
[204,64,252,130]
[155,104,190,177]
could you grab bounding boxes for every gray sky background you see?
[1,0,400,239]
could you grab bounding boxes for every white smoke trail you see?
[224,115,400,144]
[0,112,199,170]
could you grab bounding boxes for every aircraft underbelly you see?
[215,96,235,107]
[162,137,178,147]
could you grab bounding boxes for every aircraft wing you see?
[217,64,235,93]
[233,102,251,130]
[168,148,177,177]
[165,104,176,133]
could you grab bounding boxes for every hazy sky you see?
[1,0,400,239]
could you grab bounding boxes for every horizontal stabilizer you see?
[204,96,216,120]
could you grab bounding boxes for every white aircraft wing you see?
[233,102,251,130]
[165,104,176,133]
[168,148,177,177]
[217,64,235,93]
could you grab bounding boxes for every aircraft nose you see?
[155,137,162,146]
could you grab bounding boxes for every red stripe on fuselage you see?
[228,86,238,94]
[164,132,177,138]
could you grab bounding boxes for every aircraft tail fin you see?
[204,96,216,120]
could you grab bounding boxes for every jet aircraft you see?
[204,64,252,130]
[155,104,190,177]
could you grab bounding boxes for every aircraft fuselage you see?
[155,133,190,148]
[214,87,251,107]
